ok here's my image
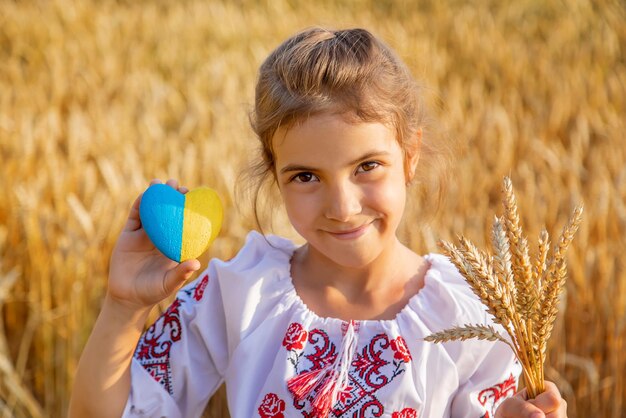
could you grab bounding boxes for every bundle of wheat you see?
[425,177,583,399]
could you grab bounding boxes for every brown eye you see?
[357,161,380,173]
[292,172,318,183]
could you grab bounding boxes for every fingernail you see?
[531,413,543,418]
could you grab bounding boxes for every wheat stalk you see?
[424,323,514,347]
[426,176,583,399]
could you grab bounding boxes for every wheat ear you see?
[537,205,584,356]
[423,323,513,347]
[502,177,536,320]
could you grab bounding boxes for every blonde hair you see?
[241,27,450,230]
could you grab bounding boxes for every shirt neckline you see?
[281,247,440,327]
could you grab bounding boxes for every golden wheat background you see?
[0,0,624,417]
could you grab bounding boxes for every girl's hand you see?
[107,179,201,311]
[496,381,567,418]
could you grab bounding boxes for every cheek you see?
[281,190,316,226]
[368,177,407,217]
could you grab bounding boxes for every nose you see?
[324,180,362,222]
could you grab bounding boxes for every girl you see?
[70,27,567,418]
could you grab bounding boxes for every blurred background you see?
[0,0,624,416]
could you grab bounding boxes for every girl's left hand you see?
[495,381,567,418]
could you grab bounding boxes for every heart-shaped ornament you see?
[139,184,223,262]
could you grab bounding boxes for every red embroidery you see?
[392,408,418,418]
[284,325,412,417]
[336,384,354,405]
[351,334,392,389]
[258,393,286,418]
[305,329,338,371]
[283,322,309,351]
[390,336,412,363]
[193,274,209,301]
[478,373,517,418]
[134,298,183,394]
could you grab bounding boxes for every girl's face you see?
[274,113,417,269]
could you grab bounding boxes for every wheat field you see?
[0,0,624,417]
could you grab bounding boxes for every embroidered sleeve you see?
[122,266,228,417]
[449,338,522,418]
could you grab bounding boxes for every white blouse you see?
[123,231,521,418]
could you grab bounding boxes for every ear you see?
[405,128,422,183]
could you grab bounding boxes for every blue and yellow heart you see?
[139,184,223,262]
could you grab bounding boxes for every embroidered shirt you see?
[123,231,521,418]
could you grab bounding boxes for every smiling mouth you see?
[327,224,370,240]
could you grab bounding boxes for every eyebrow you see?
[278,151,391,174]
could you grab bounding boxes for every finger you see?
[529,382,562,413]
[162,259,201,296]
[545,398,567,418]
[125,180,162,231]
[179,186,189,194]
[496,396,544,418]
[516,387,529,401]
[165,178,179,189]
[123,194,144,232]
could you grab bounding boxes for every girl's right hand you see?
[106,179,201,311]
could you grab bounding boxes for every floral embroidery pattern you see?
[134,298,183,394]
[283,322,309,351]
[390,336,412,363]
[134,274,209,394]
[478,373,517,418]
[283,323,413,416]
[193,273,209,301]
[258,393,286,418]
[284,322,313,374]
[392,408,418,418]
